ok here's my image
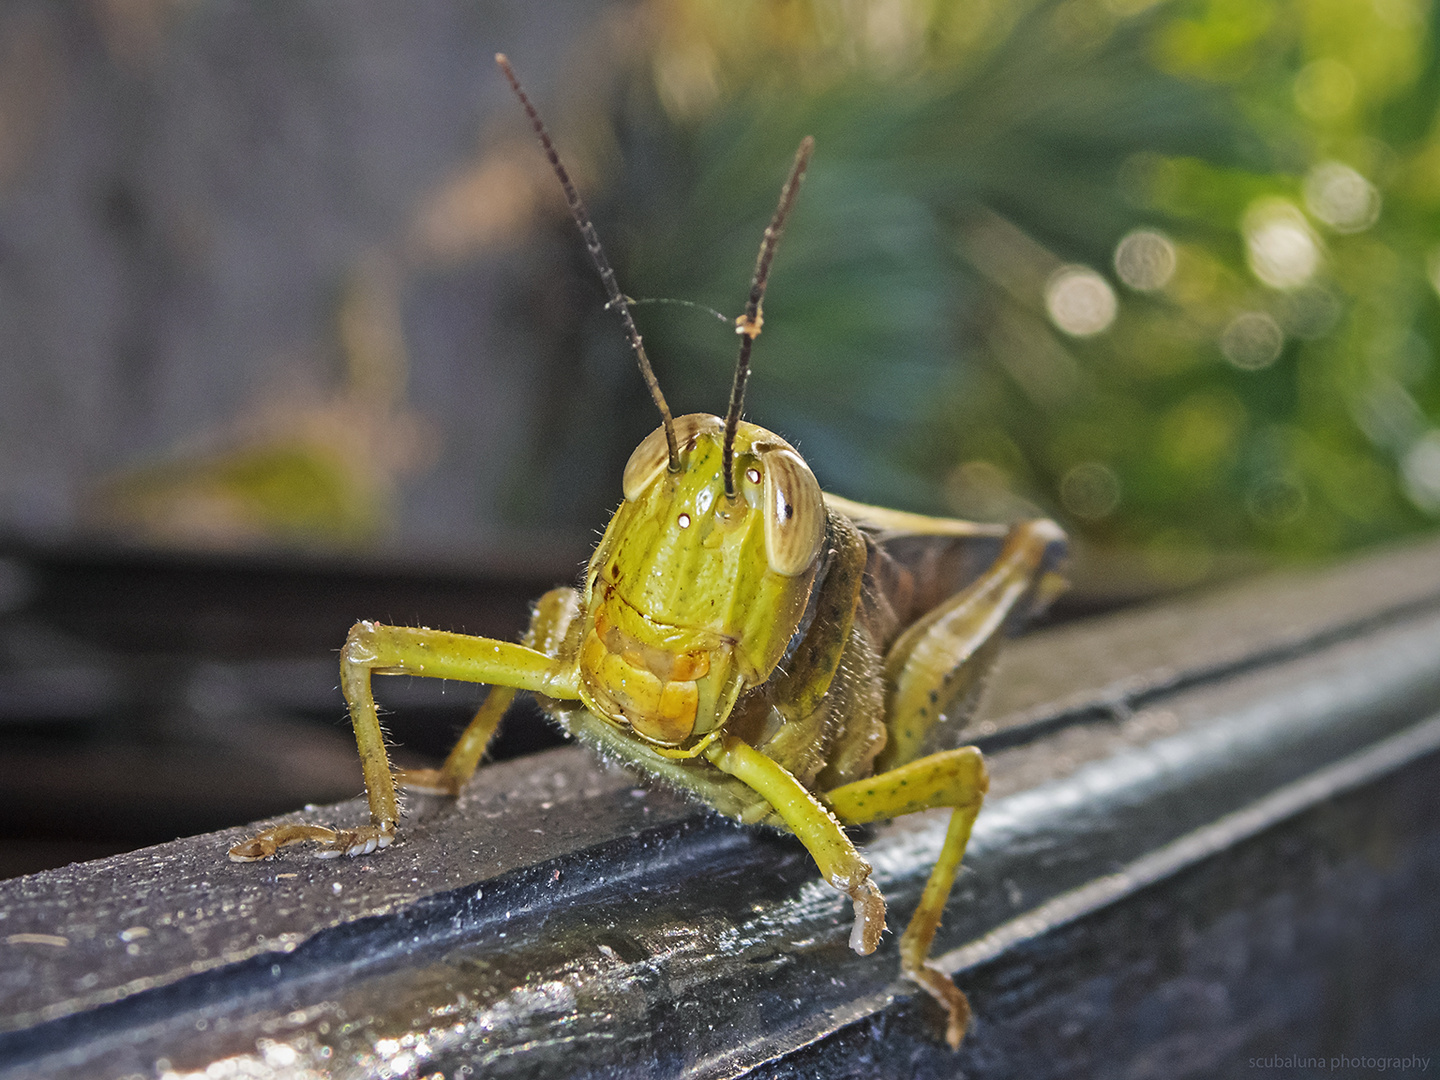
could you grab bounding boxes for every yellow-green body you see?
[230,413,1066,1048]
[230,54,1067,1049]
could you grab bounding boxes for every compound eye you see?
[622,414,724,501]
[622,425,671,502]
[760,447,824,575]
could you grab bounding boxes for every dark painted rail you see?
[4,538,1440,1078]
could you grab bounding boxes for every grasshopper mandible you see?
[229,54,1068,1049]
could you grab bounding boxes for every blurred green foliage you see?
[557,0,1440,591]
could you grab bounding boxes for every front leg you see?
[704,736,887,954]
[229,621,580,861]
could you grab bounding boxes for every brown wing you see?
[823,493,1020,653]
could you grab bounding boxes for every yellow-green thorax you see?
[576,413,825,750]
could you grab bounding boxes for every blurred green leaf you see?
[526,0,1440,594]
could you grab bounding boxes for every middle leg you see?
[398,587,583,796]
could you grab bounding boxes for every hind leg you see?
[878,518,1066,771]
[823,522,1059,1045]
[825,746,988,1048]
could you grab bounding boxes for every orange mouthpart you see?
[580,605,711,745]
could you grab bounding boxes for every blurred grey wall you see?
[0,0,634,562]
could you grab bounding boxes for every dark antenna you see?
[496,53,679,472]
[722,136,814,500]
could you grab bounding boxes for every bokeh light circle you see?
[1244,199,1320,289]
[1060,461,1122,519]
[1045,266,1118,336]
[1221,312,1285,370]
[1113,229,1177,291]
[1304,162,1380,233]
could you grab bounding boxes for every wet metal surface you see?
[3,538,1440,1077]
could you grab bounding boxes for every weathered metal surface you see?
[3,537,1440,1077]
[772,733,1440,1078]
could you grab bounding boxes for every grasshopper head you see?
[494,58,821,751]
[577,413,824,749]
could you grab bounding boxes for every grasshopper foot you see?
[228,821,396,862]
[847,877,886,955]
[903,960,973,1050]
[314,822,397,859]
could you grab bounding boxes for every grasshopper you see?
[230,54,1067,1049]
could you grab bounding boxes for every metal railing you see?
[4,538,1440,1078]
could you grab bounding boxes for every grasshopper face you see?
[577,413,824,748]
